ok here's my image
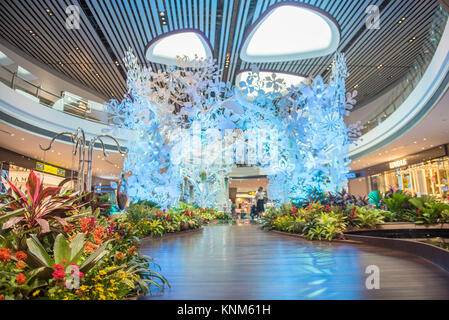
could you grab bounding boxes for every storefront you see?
[351,145,449,200]
[1,147,72,193]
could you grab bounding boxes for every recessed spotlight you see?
[377,64,383,69]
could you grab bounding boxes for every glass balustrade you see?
[357,5,448,136]
[0,66,111,125]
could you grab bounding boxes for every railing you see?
[0,65,111,124]
[356,5,448,135]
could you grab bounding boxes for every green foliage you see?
[409,196,449,225]
[383,191,415,221]
[264,204,346,241]
[147,220,165,237]
[26,233,109,274]
[347,206,386,229]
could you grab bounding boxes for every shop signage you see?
[389,159,407,169]
[36,162,66,177]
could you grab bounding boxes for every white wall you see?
[348,177,369,197]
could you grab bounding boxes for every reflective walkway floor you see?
[139,223,449,299]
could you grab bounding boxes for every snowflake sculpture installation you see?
[107,49,361,208]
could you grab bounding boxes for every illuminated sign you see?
[36,162,66,177]
[389,159,407,169]
[346,173,357,179]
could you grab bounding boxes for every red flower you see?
[210,209,214,213]
[16,273,26,285]
[417,208,422,216]
[350,207,357,219]
[52,269,66,280]
[15,261,26,269]
[0,248,11,262]
[14,251,27,261]
[306,206,311,211]
[0,294,4,300]
[325,205,331,213]
[53,264,65,271]
[291,206,298,217]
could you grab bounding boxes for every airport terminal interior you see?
[1,0,449,301]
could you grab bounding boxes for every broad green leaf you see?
[79,240,110,273]
[54,234,71,265]
[70,233,85,264]
[26,235,54,267]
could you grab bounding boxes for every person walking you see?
[255,187,265,217]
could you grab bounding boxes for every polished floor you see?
[139,222,449,300]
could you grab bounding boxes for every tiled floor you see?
[139,223,449,300]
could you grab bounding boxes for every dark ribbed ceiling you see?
[0,0,441,106]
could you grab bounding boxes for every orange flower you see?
[14,251,27,261]
[0,294,4,300]
[64,223,74,233]
[15,261,26,269]
[84,241,98,253]
[115,252,125,260]
[16,273,26,285]
[0,248,11,262]
[127,245,136,256]
[93,226,106,245]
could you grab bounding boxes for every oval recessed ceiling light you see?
[240,3,340,63]
[146,29,213,65]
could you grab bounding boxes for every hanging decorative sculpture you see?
[40,128,127,194]
[107,49,362,208]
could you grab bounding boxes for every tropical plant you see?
[26,233,110,274]
[348,206,386,229]
[1,171,81,233]
[147,220,165,237]
[409,196,449,225]
[383,191,414,221]
[305,212,346,241]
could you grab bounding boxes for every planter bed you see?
[373,222,449,230]
[270,229,360,245]
[140,227,204,242]
[270,228,449,274]
[345,227,449,239]
[344,231,449,274]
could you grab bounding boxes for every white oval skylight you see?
[236,71,307,97]
[240,4,340,62]
[146,30,213,65]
